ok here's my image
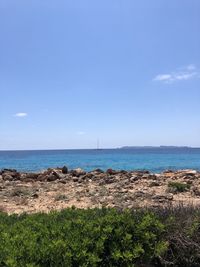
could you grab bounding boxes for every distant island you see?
[119,146,194,149]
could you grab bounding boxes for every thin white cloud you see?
[186,64,196,71]
[153,64,199,83]
[154,74,172,82]
[14,112,28,117]
[175,72,197,80]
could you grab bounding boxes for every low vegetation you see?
[0,206,200,266]
[54,194,68,201]
[168,181,191,193]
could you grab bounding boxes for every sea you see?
[0,148,200,173]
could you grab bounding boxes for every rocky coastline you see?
[0,167,200,214]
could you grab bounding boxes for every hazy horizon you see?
[1,1,200,150]
[1,145,200,152]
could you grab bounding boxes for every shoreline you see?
[1,167,200,214]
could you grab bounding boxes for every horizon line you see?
[0,145,200,152]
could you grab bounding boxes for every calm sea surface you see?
[0,148,200,173]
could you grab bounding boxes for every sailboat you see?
[96,139,102,150]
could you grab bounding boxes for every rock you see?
[98,174,117,185]
[152,194,173,202]
[46,174,57,182]
[163,170,174,173]
[106,169,116,175]
[73,177,79,182]
[31,193,39,198]
[85,173,94,179]
[98,180,105,186]
[22,173,38,180]
[149,181,160,187]
[187,175,196,181]
[36,169,67,181]
[142,174,151,179]
[186,180,193,185]
[92,168,104,173]
[2,174,14,181]
[2,170,21,181]
[52,171,65,179]
[1,168,17,174]
[119,170,128,174]
[122,179,130,185]
[119,189,129,193]
[26,173,38,179]
[37,174,47,181]
[104,177,116,184]
[123,173,132,179]
[130,175,140,182]
[192,187,200,196]
[91,173,105,182]
[166,194,174,200]
[79,175,88,181]
[62,166,68,174]
[181,170,197,176]
[58,179,67,184]
[134,191,146,198]
[141,173,157,180]
[71,168,86,177]
[149,174,158,180]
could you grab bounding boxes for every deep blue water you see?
[0,148,200,173]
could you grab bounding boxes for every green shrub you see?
[168,181,191,193]
[0,208,166,267]
[1,206,200,267]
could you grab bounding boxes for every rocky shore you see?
[0,167,200,214]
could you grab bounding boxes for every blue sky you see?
[0,0,200,149]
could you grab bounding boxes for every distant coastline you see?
[119,146,197,149]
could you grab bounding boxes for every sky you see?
[0,0,200,150]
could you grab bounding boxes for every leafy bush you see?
[168,181,191,193]
[0,206,200,266]
[0,208,166,267]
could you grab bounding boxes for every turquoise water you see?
[0,148,200,173]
